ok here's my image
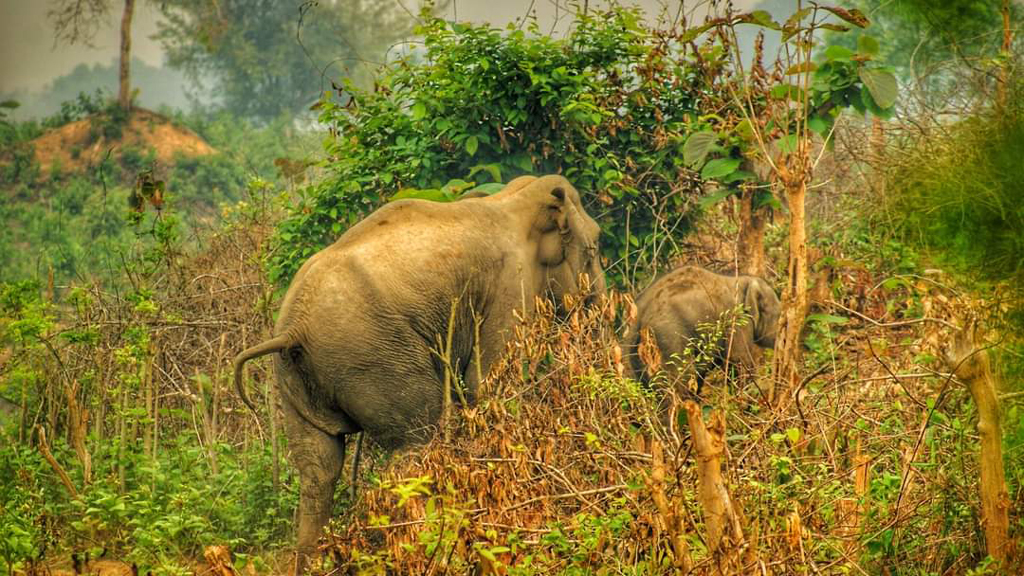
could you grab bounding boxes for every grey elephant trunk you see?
[562,202,605,305]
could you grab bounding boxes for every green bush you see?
[0,437,295,575]
[270,6,739,286]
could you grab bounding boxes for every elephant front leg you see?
[281,400,347,575]
[463,311,513,401]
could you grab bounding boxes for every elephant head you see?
[743,276,781,348]
[503,176,605,307]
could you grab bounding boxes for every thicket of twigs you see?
[317,259,1022,574]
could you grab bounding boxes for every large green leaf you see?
[723,169,756,184]
[824,45,855,62]
[392,187,451,202]
[784,7,813,29]
[774,133,799,154]
[679,22,715,43]
[738,10,781,30]
[465,135,479,156]
[468,163,502,183]
[701,158,741,180]
[464,182,505,196]
[807,115,830,135]
[858,68,898,110]
[683,131,717,167]
[697,187,736,209]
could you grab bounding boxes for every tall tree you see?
[155,0,425,122]
[49,0,137,112]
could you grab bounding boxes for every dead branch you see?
[36,425,79,499]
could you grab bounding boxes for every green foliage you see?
[155,0,420,122]
[0,280,54,346]
[40,90,107,129]
[0,437,294,574]
[271,6,737,286]
[0,104,310,286]
[0,184,291,573]
[885,79,1024,290]
[825,0,1024,75]
[679,5,896,217]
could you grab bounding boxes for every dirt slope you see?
[30,107,214,174]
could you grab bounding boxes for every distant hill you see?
[29,107,214,176]
[1,57,204,121]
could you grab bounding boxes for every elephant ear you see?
[518,177,573,266]
[538,188,571,266]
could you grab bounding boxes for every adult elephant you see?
[233,174,604,573]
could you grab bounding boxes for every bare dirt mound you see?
[31,107,214,174]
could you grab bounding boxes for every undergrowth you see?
[881,76,1024,335]
[317,273,1023,575]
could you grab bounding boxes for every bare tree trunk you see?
[648,438,692,571]
[118,0,136,112]
[945,320,1013,563]
[771,150,811,406]
[736,188,767,277]
[683,400,749,569]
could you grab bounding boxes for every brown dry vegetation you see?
[308,263,1022,574]
[29,108,214,176]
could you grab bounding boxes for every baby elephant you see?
[626,265,780,392]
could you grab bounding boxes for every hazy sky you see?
[0,0,166,92]
[0,0,761,94]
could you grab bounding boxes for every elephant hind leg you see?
[281,400,349,576]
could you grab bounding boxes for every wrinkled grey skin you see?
[626,265,780,391]
[232,175,604,573]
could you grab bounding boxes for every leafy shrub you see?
[41,90,107,130]
[271,6,742,286]
[169,153,248,210]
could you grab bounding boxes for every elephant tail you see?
[233,335,292,414]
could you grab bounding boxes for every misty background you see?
[1,0,768,122]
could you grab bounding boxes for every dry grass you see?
[311,261,1022,575]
